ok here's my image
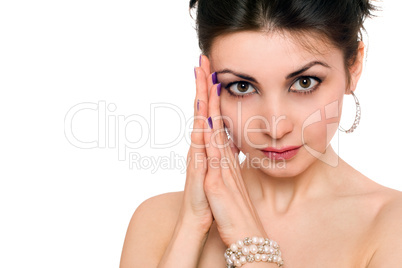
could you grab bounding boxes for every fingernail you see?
[199,54,202,67]
[197,99,200,111]
[194,67,197,79]
[217,83,221,96]
[208,117,213,129]
[212,72,218,84]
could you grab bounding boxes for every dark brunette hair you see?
[189,0,377,86]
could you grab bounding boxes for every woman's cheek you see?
[300,102,341,154]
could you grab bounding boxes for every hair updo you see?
[189,0,377,87]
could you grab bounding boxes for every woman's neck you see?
[240,145,347,215]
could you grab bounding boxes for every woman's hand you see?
[157,56,270,268]
[201,56,268,247]
[177,56,215,235]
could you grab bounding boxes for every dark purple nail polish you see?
[208,117,213,129]
[199,54,202,67]
[217,83,221,96]
[212,72,218,84]
[194,67,197,79]
[197,99,200,111]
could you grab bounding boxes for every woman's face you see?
[209,30,351,177]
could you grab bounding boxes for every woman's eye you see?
[227,81,257,96]
[289,77,321,93]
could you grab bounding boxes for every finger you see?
[194,67,209,116]
[209,83,228,147]
[187,61,209,178]
[190,68,209,174]
[199,55,210,74]
[207,83,248,195]
[221,131,241,168]
[200,56,216,99]
[207,82,234,167]
[203,86,222,178]
[200,54,211,84]
[228,137,240,160]
[204,83,238,198]
[222,122,241,165]
[192,66,209,151]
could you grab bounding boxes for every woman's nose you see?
[258,100,294,140]
[263,114,293,140]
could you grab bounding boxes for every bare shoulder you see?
[120,191,183,268]
[367,187,402,267]
[373,186,402,226]
[372,186,402,227]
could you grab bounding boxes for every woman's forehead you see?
[209,30,342,72]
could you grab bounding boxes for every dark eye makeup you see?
[288,76,322,95]
[222,75,323,98]
[224,81,257,98]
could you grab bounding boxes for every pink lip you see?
[261,146,302,160]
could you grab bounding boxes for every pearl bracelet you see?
[224,237,284,267]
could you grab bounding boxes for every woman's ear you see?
[348,41,365,93]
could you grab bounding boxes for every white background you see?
[0,1,401,267]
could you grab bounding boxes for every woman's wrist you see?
[223,227,268,248]
[178,211,212,235]
[225,237,283,267]
[175,214,211,240]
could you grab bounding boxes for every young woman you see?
[120,0,402,267]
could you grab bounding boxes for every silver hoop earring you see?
[339,91,361,133]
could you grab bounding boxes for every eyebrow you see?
[216,60,330,83]
[286,61,330,79]
[216,69,258,84]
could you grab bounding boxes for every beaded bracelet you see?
[224,237,284,267]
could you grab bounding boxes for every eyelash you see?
[224,76,322,98]
[224,81,255,98]
[288,76,322,95]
